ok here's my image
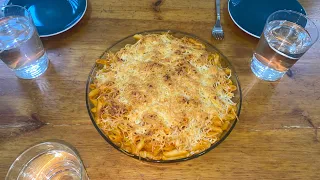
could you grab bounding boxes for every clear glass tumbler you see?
[251,10,319,81]
[6,142,89,180]
[0,5,49,79]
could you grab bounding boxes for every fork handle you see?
[216,0,221,20]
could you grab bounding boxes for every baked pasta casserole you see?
[88,33,237,160]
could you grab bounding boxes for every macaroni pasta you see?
[89,33,237,160]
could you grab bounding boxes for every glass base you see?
[251,56,285,81]
[14,53,49,79]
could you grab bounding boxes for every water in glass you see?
[18,150,87,180]
[251,20,312,81]
[0,16,48,79]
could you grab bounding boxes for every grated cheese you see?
[93,33,237,159]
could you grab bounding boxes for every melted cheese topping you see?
[93,33,237,160]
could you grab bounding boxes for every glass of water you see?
[251,10,319,81]
[0,5,49,79]
[6,142,89,180]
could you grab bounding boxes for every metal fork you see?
[212,0,224,40]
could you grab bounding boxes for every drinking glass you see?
[6,142,89,180]
[251,10,319,81]
[0,5,49,79]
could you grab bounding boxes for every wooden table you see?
[1,0,319,179]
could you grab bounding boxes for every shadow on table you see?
[237,71,284,130]
[14,60,86,123]
[7,63,69,133]
[0,107,45,141]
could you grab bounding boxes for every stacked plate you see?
[228,0,306,38]
[7,0,87,37]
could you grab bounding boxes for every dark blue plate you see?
[7,0,87,37]
[228,0,306,38]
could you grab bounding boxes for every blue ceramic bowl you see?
[228,0,306,38]
[7,0,87,37]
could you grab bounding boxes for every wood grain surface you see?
[1,0,320,179]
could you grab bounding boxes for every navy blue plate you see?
[7,0,87,37]
[228,0,306,38]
